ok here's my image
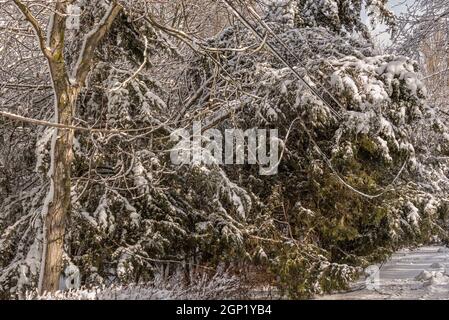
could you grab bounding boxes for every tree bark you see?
[40,68,79,294]
[38,2,121,294]
[12,0,122,295]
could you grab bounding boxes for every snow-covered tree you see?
[1,0,448,300]
[0,0,253,298]
[390,0,449,239]
[179,0,448,297]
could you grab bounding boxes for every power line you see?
[221,0,409,199]
[220,0,342,120]
[243,2,348,116]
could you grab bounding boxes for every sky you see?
[363,0,412,46]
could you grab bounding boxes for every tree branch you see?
[47,1,70,55]
[73,3,122,87]
[12,0,51,58]
[0,110,170,134]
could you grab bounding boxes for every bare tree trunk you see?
[11,0,121,294]
[40,84,79,294]
[37,2,121,294]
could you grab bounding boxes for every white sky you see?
[363,0,412,46]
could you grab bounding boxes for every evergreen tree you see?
[1,0,448,299]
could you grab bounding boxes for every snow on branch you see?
[0,110,168,134]
[110,36,149,92]
[73,3,122,87]
[12,0,51,58]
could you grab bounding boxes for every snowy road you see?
[318,246,449,300]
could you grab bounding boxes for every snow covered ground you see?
[318,246,449,300]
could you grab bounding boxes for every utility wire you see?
[220,0,342,120]
[243,2,348,115]
[221,0,409,199]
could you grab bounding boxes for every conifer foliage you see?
[0,0,448,299]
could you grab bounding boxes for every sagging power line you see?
[220,0,409,199]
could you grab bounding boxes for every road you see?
[318,246,449,300]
